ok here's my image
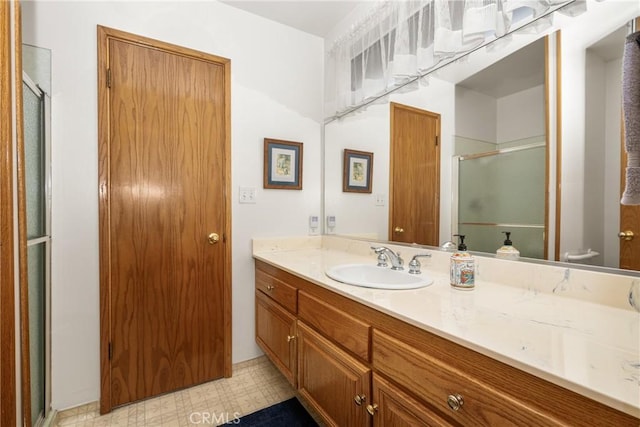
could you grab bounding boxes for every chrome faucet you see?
[371,246,404,270]
[408,254,432,274]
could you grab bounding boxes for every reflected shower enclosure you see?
[455,143,546,258]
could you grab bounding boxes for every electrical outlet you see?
[309,215,320,235]
[375,193,386,206]
[326,215,336,234]
[239,187,256,204]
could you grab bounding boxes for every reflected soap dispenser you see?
[496,231,520,260]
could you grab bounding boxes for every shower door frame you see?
[20,71,52,427]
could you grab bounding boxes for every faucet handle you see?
[408,253,432,274]
[376,252,388,268]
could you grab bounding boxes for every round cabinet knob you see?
[447,394,464,411]
[286,335,296,343]
[394,226,404,233]
[208,233,220,245]
[618,230,635,241]
[366,404,379,416]
[354,394,366,406]
[266,285,275,291]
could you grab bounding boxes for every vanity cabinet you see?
[254,265,301,387]
[372,329,562,426]
[254,260,639,427]
[255,290,296,386]
[297,322,371,427]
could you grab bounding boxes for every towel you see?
[622,31,640,205]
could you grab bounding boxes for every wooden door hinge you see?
[107,68,111,88]
[435,135,439,146]
[108,342,113,360]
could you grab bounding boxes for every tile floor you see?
[54,356,314,426]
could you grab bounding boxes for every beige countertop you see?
[253,236,640,418]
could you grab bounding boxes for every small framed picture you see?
[264,138,303,190]
[343,149,373,193]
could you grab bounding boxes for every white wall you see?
[21,0,323,410]
[558,0,640,258]
[497,85,545,144]
[583,53,623,268]
[324,105,389,239]
[455,87,497,143]
[603,58,622,267]
[584,52,607,265]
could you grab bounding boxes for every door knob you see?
[366,403,378,416]
[618,231,634,241]
[394,226,404,233]
[208,233,220,244]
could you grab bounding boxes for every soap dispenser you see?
[496,231,520,260]
[450,234,475,290]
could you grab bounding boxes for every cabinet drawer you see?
[372,329,562,427]
[256,268,297,313]
[372,373,454,427]
[298,291,370,361]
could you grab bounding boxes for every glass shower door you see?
[23,72,50,427]
[457,143,546,258]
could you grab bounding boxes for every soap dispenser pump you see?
[454,234,467,251]
[496,231,520,260]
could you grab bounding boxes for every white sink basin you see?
[325,264,433,290]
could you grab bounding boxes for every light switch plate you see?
[375,193,386,206]
[239,187,256,204]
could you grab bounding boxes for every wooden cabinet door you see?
[297,322,371,427]
[255,291,297,386]
[371,374,453,427]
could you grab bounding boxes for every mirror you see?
[323,0,640,273]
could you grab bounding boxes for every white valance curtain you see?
[325,0,579,119]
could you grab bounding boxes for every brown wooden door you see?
[98,27,231,412]
[297,322,371,427]
[389,103,440,246]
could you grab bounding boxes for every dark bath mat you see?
[227,397,318,426]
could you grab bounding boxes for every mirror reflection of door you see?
[618,17,640,271]
[389,102,440,246]
[620,131,640,271]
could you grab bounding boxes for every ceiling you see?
[587,25,627,62]
[220,0,363,38]
[457,39,546,99]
